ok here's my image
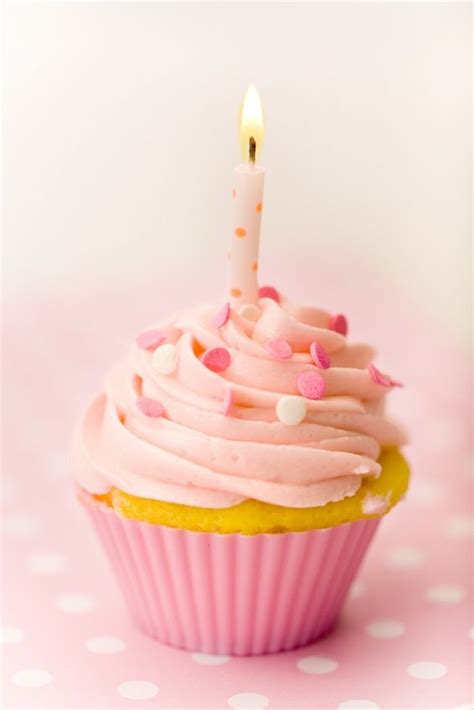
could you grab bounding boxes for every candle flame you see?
[239,84,264,163]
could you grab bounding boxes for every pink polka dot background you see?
[2,260,472,709]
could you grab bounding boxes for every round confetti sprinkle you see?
[329,313,348,336]
[258,285,280,302]
[117,680,159,700]
[235,227,247,238]
[152,343,177,375]
[310,341,331,369]
[12,669,53,688]
[1,626,24,644]
[239,304,261,322]
[57,593,95,614]
[228,693,270,709]
[265,339,292,360]
[136,396,165,418]
[365,619,405,639]
[223,388,233,416]
[297,371,326,400]
[202,347,231,373]
[406,661,447,680]
[231,288,242,298]
[192,652,231,665]
[276,396,307,425]
[85,636,126,654]
[424,584,466,605]
[297,656,338,674]
[214,302,231,328]
[369,364,392,387]
[136,329,166,351]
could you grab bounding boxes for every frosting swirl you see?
[74,296,405,508]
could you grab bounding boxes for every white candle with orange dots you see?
[228,84,265,313]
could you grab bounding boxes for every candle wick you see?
[249,137,256,163]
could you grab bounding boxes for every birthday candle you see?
[228,85,265,309]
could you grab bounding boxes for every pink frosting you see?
[73,297,405,509]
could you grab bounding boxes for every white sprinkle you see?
[152,343,177,375]
[362,493,390,515]
[117,680,159,700]
[85,636,126,654]
[276,396,306,425]
[57,593,95,613]
[445,515,474,540]
[1,626,24,644]
[228,693,270,709]
[12,669,53,687]
[297,656,338,674]
[29,553,66,575]
[365,619,405,639]
[385,547,424,569]
[424,584,466,605]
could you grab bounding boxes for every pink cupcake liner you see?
[82,494,380,656]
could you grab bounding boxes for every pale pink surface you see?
[2,260,472,709]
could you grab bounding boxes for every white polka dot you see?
[348,580,367,599]
[469,627,474,640]
[29,553,66,575]
[85,636,126,654]
[57,593,95,613]
[152,343,177,375]
[407,661,447,679]
[445,515,474,540]
[408,478,443,506]
[385,547,424,569]
[1,626,24,644]
[191,652,230,665]
[425,584,466,605]
[338,701,379,710]
[276,396,307,425]
[117,680,159,700]
[228,693,270,710]
[297,656,338,674]
[12,669,53,687]
[452,704,474,710]
[3,512,40,539]
[1,478,19,505]
[365,619,405,639]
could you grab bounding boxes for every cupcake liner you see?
[82,494,380,656]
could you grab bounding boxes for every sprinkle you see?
[251,261,258,272]
[202,347,231,373]
[297,371,326,400]
[136,397,165,418]
[136,329,166,351]
[235,227,247,238]
[256,202,262,213]
[310,341,331,369]
[230,288,242,298]
[223,388,233,416]
[238,304,261,322]
[276,396,307,425]
[214,302,230,328]
[265,339,292,360]
[152,343,178,375]
[258,285,280,303]
[362,493,391,516]
[369,363,392,388]
[328,313,348,336]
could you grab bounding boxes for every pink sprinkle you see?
[297,370,326,400]
[258,285,280,303]
[213,302,230,329]
[328,313,348,336]
[223,388,233,416]
[136,396,165,418]
[136,329,167,351]
[265,339,292,360]
[310,341,331,369]
[201,347,231,373]
[369,363,400,388]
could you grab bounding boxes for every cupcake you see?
[74,288,409,656]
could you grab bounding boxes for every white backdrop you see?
[3,2,471,343]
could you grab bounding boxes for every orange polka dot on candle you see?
[251,261,258,272]
[256,202,263,213]
[235,227,247,238]
[231,288,242,298]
